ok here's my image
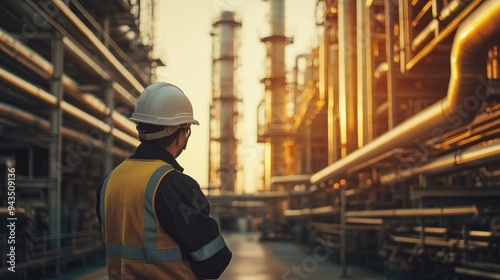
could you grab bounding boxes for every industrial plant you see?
[255,0,500,279]
[0,0,499,279]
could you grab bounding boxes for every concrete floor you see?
[220,232,385,280]
[75,232,386,280]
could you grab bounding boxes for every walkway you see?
[74,232,386,280]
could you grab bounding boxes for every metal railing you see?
[0,230,103,277]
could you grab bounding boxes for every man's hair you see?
[137,123,183,147]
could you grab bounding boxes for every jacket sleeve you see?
[155,172,232,279]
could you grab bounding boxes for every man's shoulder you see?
[160,169,201,191]
[155,170,208,210]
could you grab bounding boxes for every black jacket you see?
[96,142,232,279]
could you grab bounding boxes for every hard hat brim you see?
[131,113,200,126]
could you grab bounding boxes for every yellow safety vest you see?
[100,159,199,280]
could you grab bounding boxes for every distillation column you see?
[261,0,294,190]
[210,11,241,194]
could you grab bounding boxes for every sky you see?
[155,0,317,193]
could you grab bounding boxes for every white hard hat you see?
[131,82,200,127]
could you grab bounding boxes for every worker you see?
[96,82,232,279]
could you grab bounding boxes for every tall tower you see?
[209,11,241,194]
[258,0,294,190]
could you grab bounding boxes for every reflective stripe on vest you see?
[189,234,227,261]
[100,164,184,263]
[106,243,183,263]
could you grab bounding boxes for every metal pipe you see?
[328,41,340,163]
[357,0,368,147]
[385,0,397,129]
[294,53,309,103]
[455,267,500,280]
[0,102,130,158]
[391,235,488,249]
[439,0,470,22]
[305,125,312,173]
[63,37,111,81]
[398,0,410,73]
[373,62,389,79]
[380,140,500,184]
[460,260,500,275]
[0,102,50,130]
[0,28,51,79]
[104,82,114,175]
[0,67,139,148]
[311,0,500,185]
[49,0,145,94]
[25,0,141,104]
[60,102,111,133]
[346,205,478,218]
[319,27,328,105]
[405,0,483,71]
[48,36,63,254]
[270,174,311,186]
[112,82,137,107]
[364,2,375,142]
[64,37,137,106]
[0,26,137,134]
[69,0,150,85]
[0,2,137,104]
[338,0,358,157]
[411,19,438,51]
[346,217,383,225]
[340,184,347,277]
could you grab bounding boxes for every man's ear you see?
[175,132,183,147]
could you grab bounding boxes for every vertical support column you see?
[399,0,411,73]
[327,24,339,164]
[102,15,113,176]
[462,221,469,262]
[338,0,358,157]
[419,173,427,188]
[319,25,329,110]
[340,179,347,277]
[385,0,397,129]
[48,33,63,270]
[67,182,76,248]
[357,0,368,148]
[418,218,425,254]
[264,142,272,191]
[364,1,375,142]
[305,125,312,174]
[104,82,114,175]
